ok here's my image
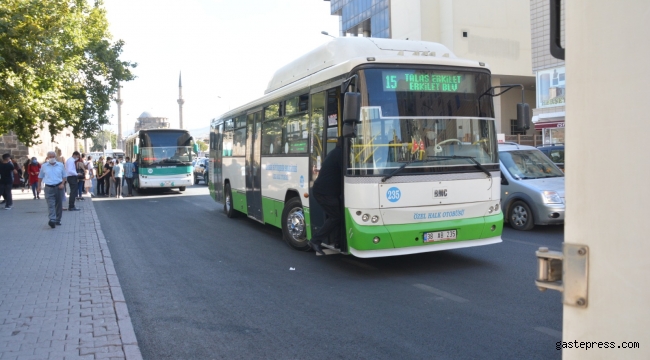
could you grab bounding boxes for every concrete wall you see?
[564,1,650,358]
[391,0,533,77]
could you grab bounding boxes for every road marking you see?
[534,326,562,339]
[413,284,469,303]
[503,238,559,249]
[339,258,378,271]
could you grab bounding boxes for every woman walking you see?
[27,157,41,199]
[75,155,86,200]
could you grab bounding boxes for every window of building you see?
[510,119,527,135]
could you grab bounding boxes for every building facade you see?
[530,0,565,144]
[326,0,537,136]
[0,128,78,164]
[134,112,170,132]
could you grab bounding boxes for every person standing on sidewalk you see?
[95,156,105,196]
[0,154,15,210]
[104,157,113,196]
[76,154,86,201]
[22,158,30,193]
[38,151,67,228]
[122,156,135,197]
[112,158,124,198]
[65,151,81,211]
[27,157,42,199]
[86,155,95,196]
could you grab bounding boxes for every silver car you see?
[498,143,565,231]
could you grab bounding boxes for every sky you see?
[103,0,340,137]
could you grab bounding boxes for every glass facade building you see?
[327,0,390,38]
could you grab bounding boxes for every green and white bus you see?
[208,37,526,257]
[125,129,198,192]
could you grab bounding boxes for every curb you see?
[89,197,143,360]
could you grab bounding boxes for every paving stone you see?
[0,191,142,360]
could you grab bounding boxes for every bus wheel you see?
[179,186,186,191]
[508,200,535,231]
[282,197,310,251]
[224,184,238,218]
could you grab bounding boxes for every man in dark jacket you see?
[0,153,15,209]
[308,138,343,255]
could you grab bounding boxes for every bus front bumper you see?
[345,211,503,258]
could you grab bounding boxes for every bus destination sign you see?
[382,70,476,93]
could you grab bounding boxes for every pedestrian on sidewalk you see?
[38,151,67,228]
[84,155,93,197]
[11,157,23,189]
[104,157,113,196]
[22,158,30,193]
[65,151,81,211]
[96,156,105,196]
[0,153,15,209]
[112,158,124,199]
[123,156,135,197]
[27,157,42,199]
[76,154,86,201]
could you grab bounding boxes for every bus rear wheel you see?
[281,197,310,251]
[224,184,238,218]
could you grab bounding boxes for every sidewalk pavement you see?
[0,189,142,360]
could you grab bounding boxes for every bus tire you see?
[179,186,186,191]
[224,184,238,218]
[281,197,310,251]
[508,200,535,231]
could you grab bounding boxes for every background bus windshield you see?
[140,131,193,165]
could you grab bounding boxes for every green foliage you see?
[90,129,116,151]
[0,0,136,147]
[196,140,208,152]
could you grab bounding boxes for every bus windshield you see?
[139,131,193,165]
[349,68,498,176]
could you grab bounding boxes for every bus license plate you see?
[423,230,457,242]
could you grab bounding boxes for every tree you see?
[90,130,116,151]
[0,0,136,147]
[196,140,208,152]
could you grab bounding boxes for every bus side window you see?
[326,88,340,155]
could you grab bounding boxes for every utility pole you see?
[116,85,123,149]
[177,72,185,129]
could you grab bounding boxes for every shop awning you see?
[534,120,565,129]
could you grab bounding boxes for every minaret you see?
[116,86,124,149]
[177,72,185,129]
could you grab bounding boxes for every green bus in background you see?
[124,129,198,192]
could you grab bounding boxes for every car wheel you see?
[179,186,186,191]
[281,197,310,251]
[508,200,535,231]
[224,184,238,218]
[194,174,199,185]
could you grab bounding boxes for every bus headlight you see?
[488,206,494,213]
[371,215,379,223]
[542,191,563,204]
[373,237,380,244]
[362,214,370,222]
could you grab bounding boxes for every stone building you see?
[0,127,77,164]
[133,112,170,132]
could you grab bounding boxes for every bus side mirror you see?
[342,92,361,138]
[516,103,531,131]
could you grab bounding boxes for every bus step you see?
[318,243,341,255]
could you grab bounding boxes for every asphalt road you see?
[94,185,563,359]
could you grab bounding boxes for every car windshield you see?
[500,150,564,179]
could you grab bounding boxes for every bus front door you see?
[246,111,263,222]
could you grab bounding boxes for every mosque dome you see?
[138,111,153,118]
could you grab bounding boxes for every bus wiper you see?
[427,155,492,178]
[381,159,424,182]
